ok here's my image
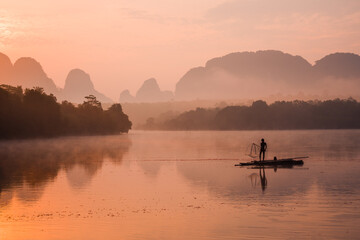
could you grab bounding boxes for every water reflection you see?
[248,166,305,193]
[0,135,131,206]
[248,169,268,192]
[259,167,267,192]
[0,130,359,239]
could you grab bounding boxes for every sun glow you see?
[0,13,15,48]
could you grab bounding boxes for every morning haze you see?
[1,0,360,100]
[1,0,360,239]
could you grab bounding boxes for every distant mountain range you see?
[1,50,360,104]
[121,50,360,102]
[175,50,360,100]
[120,78,174,103]
[0,52,112,103]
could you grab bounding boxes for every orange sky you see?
[1,0,360,100]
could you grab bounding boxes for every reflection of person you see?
[259,167,267,192]
[259,138,267,161]
[273,157,278,172]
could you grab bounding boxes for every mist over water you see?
[0,130,359,239]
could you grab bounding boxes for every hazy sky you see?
[1,0,360,100]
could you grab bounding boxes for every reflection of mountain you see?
[66,165,99,189]
[175,51,360,100]
[0,135,131,206]
[0,52,112,103]
[120,78,174,103]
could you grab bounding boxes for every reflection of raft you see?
[235,157,306,166]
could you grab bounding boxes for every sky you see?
[1,0,360,101]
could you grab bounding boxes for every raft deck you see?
[235,157,306,167]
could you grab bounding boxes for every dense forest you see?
[142,99,360,130]
[0,85,132,139]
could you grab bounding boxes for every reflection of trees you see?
[0,135,131,206]
[15,183,46,203]
[66,165,98,189]
[0,191,12,207]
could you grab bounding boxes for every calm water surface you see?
[0,130,360,239]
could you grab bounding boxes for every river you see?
[0,130,359,239]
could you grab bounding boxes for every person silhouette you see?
[259,138,267,161]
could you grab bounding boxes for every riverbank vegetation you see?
[0,85,131,139]
[141,99,360,130]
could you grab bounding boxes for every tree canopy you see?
[0,85,132,139]
[141,99,360,130]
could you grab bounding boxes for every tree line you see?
[142,99,360,130]
[0,85,132,139]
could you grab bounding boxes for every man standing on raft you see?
[259,138,267,161]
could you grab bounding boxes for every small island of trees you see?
[0,85,132,139]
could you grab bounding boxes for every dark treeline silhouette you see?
[142,99,360,130]
[155,107,220,130]
[0,85,131,139]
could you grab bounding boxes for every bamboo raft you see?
[235,157,307,167]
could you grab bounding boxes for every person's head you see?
[261,138,264,142]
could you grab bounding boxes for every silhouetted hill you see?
[62,69,112,103]
[314,53,360,78]
[205,50,312,81]
[0,52,14,85]
[13,57,59,96]
[119,89,136,102]
[0,52,113,103]
[136,78,174,102]
[120,78,173,103]
[176,50,313,100]
[136,78,161,102]
[175,50,360,100]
